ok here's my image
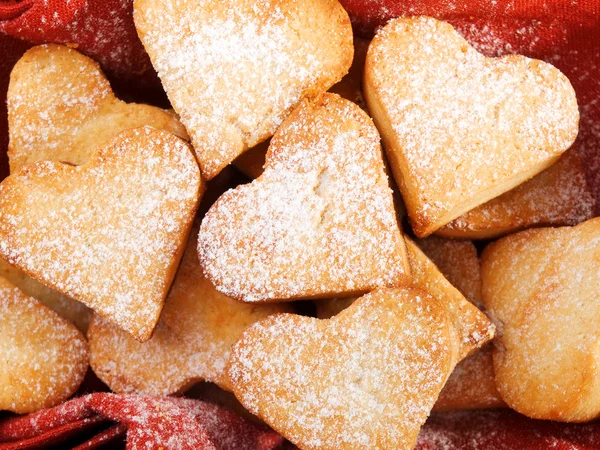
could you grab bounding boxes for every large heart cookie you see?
[199,94,410,302]
[134,0,353,179]
[0,276,89,414]
[0,127,202,341]
[7,44,188,172]
[88,225,293,395]
[228,287,460,450]
[482,218,600,421]
[437,150,594,239]
[364,16,579,237]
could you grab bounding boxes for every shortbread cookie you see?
[7,44,188,172]
[233,37,371,180]
[364,16,579,237]
[134,0,353,180]
[316,236,493,358]
[403,238,493,358]
[0,128,202,341]
[482,218,600,421]
[437,151,594,239]
[0,276,89,414]
[0,258,90,332]
[415,236,483,308]
[88,227,292,395]
[228,287,461,450]
[199,94,409,302]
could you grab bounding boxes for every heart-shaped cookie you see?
[7,44,188,173]
[364,16,579,237]
[0,276,89,414]
[228,287,460,450]
[482,218,600,421]
[317,235,499,410]
[88,225,293,395]
[134,0,354,179]
[0,127,202,341]
[199,94,410,302]
[437,150,594,239]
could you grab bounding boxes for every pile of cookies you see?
[0,0,596,448]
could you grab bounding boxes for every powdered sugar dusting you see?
[0,127,201,341]
[199,95,408,302]
[366,16,579,233]
[88,228,291,395]
[228,288,457,449]
[134,0,353,177]
[0,277,88,413]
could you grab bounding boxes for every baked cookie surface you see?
[8,44,187,172]
[365,16,579,236]
[0,127,202,341]
[199,94,409,302]
[0,276,89,414]
[134,0,353,179]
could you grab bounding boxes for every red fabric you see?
[416,410,600,449]
[340,0,600,213]
[0,393,285,450]
[0,0,156,86]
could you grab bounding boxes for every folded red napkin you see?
[340,0,600,212]
[0,393,285,450]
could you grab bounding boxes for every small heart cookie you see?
[364,16,579,237]
[228,287,460,450]
[199,94,410,302]
[88,226,293,395]
[437,150,594,239]
[7,44,188,172]
[0,276,89,414]
[0,127,202,341]
[482,218,600,421]
[134,0,353,179]
[0,258,90,333]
